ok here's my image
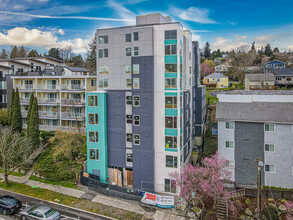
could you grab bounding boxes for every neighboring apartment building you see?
[0,65,13,108]
[245,73,275,90]
[85,13,206,193]
[270,68,293,87]
[216,90,293,188]
[203,72,229,89]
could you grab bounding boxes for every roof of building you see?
[217,90,293,95]
[0,64,13,69]
[245,73,275,81]
[33,57,64,63]
[65,66,89,72]
[270,68,293,76]
[0,59,31,66]
[265,60,286,65]
[216,101,293,124]
[204,72,228,79]
[13,57,50,64]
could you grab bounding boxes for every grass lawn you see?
[0,169,25,177]
[0,181,143,220]
[29,175,80,190]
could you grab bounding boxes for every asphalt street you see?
[0,189,115,220]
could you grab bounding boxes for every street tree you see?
[0,127,43,185]
[171,152,240,219]
[11,88,22,133]
[27,97,40,148]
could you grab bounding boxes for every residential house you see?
[265,60,286,70]
[203,72,229,89]
[216,90,293,188]
[270,68,293,87]
[85,13,206,193]
[245,73,275,90]
[215,64,229,74]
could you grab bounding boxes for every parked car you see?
[20,205,61,220]
[0,195,22,215]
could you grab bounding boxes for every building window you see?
[166,155,177,168]
[165,78,177,89]
[133,115,140,126]
[133,96,140,106]
[165,45,177,55]
[98,49,108,58]
[125,33,131,42]
[133,32,139,41]
[126,133,132,143]
[165,116,177,128]
[165,30,177,40]
[89,131,99,143]
[165,136,177,148]
[126,79,132,88]
[126,115,132,123]
[126,152,133,162]
[165,179,176,193]
[91,79,96,87]
[226,141,235,148]
[265,124,275,132]
[126,48,132,56]
[265,144,275,152]
[133,134,140,145]
[88,95,98,106]
[126,96,132,105]
[98,66,109,74]
[134,47,139,56]
[125,65,131,74]
[98,36,108,44]
[226,122,235,129]
[98,79,108,88]
[165,64,177,73]
[133,64,139,74]
[133,78,140,89]
[89,149,99,160]
[165,96,177,108]
[265,165,275,173]
[88,113,98,124]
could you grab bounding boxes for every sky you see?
[0,0,293,55]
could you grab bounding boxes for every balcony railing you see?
[61,112,85,119]
[23,124,86,133]
[38,98,59,104]
[22,110,59,118]
[15,84,34,90]
[20,98,30,104]
[61,98,85,106]
[36,85,58,90]
[60,84,85,91]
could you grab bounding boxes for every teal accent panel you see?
[165,128,178,136]
[165,109,177,116]
[164,72,177,78]
[180,56,182,64]
[165,148,178,152]
[165,88,177,91]
[180,108,183,115]
[180,127,183,134]
[180,92,183,95]
[165,55,177,64]
[180,73,183,77]
[165,92,178,96]
[86,92,108,183]
[164,39,177,45]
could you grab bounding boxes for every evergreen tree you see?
[19,46,27,57]
[264,44,273,57]
[28,50,39,57]
[71,54,84,67]
[48,48,61,60]
[11,89,22,133]
[251,41,255,51]
[273,47,280,54]
[203,42,211,59]
[10,46,19,58]
[8,89,15,125]
[85,36,97,73]
[0,49,9,59]
[215,49,222,58]
[27,97,40,147]
[26,93,34,121]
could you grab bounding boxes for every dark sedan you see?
[0,195,22,215]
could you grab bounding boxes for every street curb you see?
[0,188,117,220]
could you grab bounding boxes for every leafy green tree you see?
[273,47,279,54]
[48,48,61,60]
[203,42,211,59]
[0,110,9,126]
[0,49,9,59]
[28,50,39,57]
[85,36,97,73]
[8,89,15,125]
[11,88,22,133]
[26,93,34,121]
[264,44,273,57]
[10,46,19,58]
[71,54,84,67]
[27,97,40,147]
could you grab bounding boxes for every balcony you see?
[20,98,30,104]
[38,98,60,105]
[60,84,85,91]
[61,112,85,120]
[15,84,34,91]
[36,85,59,91]
[23,124,86,133]
[22,110,59,119]
[61,98,85,106]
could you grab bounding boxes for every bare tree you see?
[0,127,43,185]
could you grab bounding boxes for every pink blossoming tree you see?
[170,152,239,219]
[285,199,293,220]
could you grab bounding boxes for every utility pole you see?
[256,157,262,220]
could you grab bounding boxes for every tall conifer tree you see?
[11,89,22,133]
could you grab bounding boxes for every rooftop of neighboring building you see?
[65,66,89,72]
[0,64,13,69]
[265,60,286,65]
[12,57,51,64]
[0,59,31,66]
[245,73,275,81]
[270,68,293,76]
[204,72,228,79]
[217,90,293,95]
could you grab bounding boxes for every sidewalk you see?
[0,172,189,219]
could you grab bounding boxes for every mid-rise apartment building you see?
[216,90,293,188]
[85,13,206,193]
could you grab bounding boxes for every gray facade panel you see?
[235,122,264,186]
[183,90,190,144]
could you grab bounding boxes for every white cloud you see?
[288,45,293,50]
[0,27,88,53]
[171,6,217,24]
[58,29,64,35]
[192,34,201,42]
[227,20,238,26]
[212,35,249,51]
[107,0,136,26]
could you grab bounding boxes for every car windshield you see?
[3,198,17,206]
[45,209,57,217]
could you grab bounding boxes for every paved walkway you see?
[0,172,189,219]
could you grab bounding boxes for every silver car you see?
[20,205,61,220]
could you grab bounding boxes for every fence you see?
[245,188,293,200]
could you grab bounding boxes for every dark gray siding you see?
[131,56,154,191]
[235,122,264,185]
[183,90,191,144]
